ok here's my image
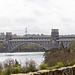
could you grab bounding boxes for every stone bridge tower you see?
[6,32,12,41]
[51,29,59,48]
[6,32,12,51]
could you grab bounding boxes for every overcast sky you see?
[0,0,75,35]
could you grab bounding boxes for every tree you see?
[59,42,64,50]
[70,40,75,52]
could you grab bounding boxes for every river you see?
[0,52,44,67]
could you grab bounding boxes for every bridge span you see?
[0,29,75,52]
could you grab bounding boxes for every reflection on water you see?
[0,52,44,66]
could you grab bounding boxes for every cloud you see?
[0,0,75,35]
[15,18,36,25]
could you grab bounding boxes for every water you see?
[0,52,44,67]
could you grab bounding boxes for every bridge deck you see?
[9,39,51,42]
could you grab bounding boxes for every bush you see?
[4,58,15,69]
[49,62,64,70]
[20,67,28,73]
[44,49,75,67]
[0,70,11,75]
[39,63,47,70]
[0,62,3,72]
[13,66,20,74]
[23,59,38,73]
[0,70,8,75]
[65,60,75,67]
[0,59,38,74]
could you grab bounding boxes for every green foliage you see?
[6,68,11,75]
[70,40,75,52]
[23,59,37,73]
[65,60,75,67]
[56,62,64,68]
[13,66,20,73]
[49,62,64,69]
[39,63,47,70]
[39,62,64,70]
[20,67,28,73]
[39,40,75,70]
[0,68,12,75]
[0,58,37,74]
[44,44,75,68]
[0,70,9,75]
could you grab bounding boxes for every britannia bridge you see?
[0,29,74,52]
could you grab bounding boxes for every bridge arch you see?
[8,40,51,52]
[11,43,46,52]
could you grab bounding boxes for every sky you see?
[0,0,75,35]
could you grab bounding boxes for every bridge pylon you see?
[51,29,59,48]
[6,32,12,52]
